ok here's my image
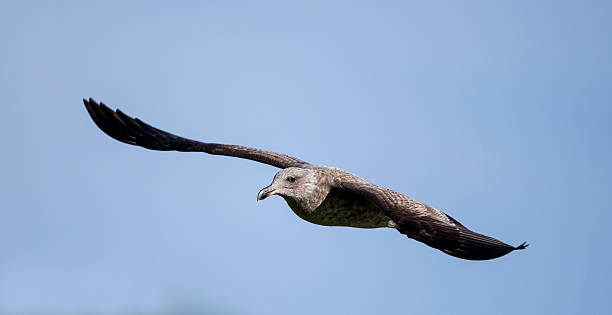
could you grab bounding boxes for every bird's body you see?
[280,166,396,229]
[83,98,528,260]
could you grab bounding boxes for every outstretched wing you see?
[83,98,309,169]
[336,180,527,260]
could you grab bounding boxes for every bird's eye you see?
[287,176,296,183]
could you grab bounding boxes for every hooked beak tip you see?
[257,187,274,201]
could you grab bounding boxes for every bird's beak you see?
[257,185,277,201]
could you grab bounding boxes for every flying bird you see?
[83,98,527,260]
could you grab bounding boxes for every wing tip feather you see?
[515,241,529,250]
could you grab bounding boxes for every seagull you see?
[83,98,527,260]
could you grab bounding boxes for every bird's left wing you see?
[336,179,527,260]
[83,98,309,169]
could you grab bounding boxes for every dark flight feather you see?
[83,98,309,169]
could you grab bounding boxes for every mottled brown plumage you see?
[84,98,527,260]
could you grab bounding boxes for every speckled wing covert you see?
[337,180,528,260]
[83,98,309,169]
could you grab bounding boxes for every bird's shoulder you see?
[308,165,373,186]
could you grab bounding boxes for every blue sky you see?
[1,1,611,314]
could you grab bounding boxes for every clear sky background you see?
[1,1,611,314]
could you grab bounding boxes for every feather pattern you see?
[336,179,528,260]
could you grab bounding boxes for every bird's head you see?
[257,167,331,212]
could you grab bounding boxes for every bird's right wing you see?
[336,179,527,260]
[84,98,309,169]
